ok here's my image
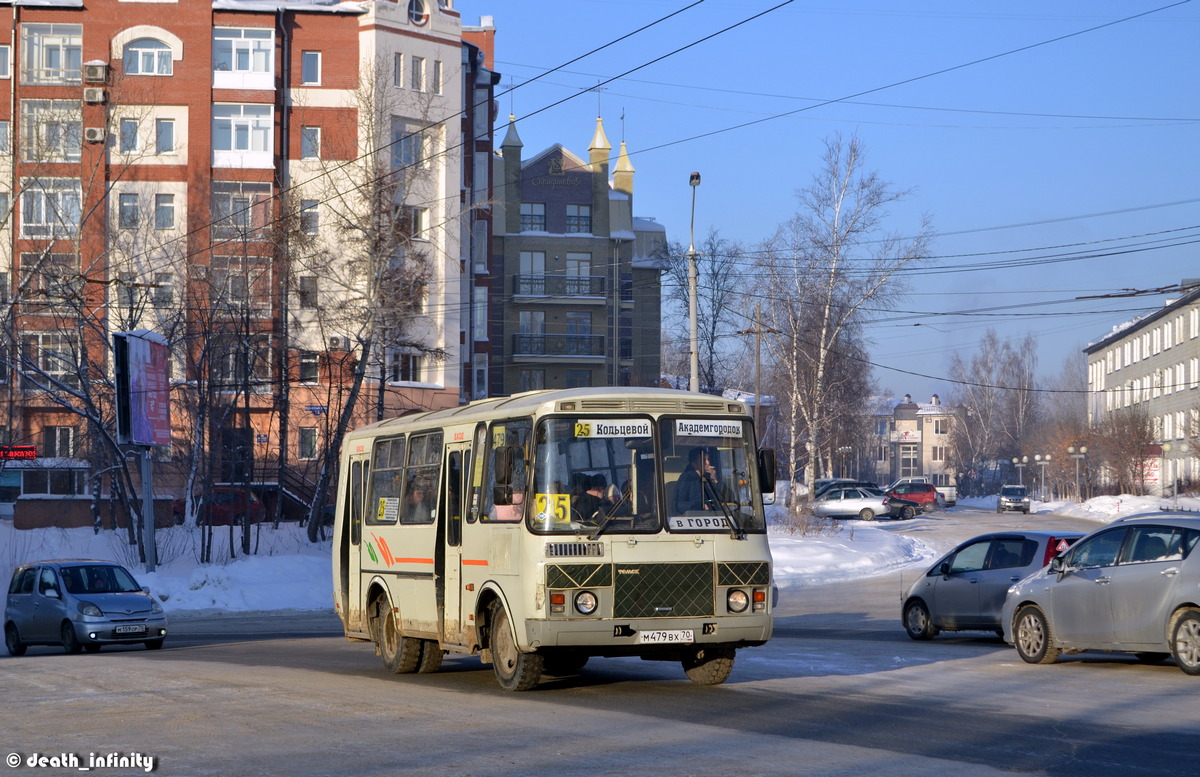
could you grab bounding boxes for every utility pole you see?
[687,172,701,392]
[738,304,779,439]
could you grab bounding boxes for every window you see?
[116,271,137,307]
[565,369,592,388]
[299,351,319,383]
[399,206,427,239]
[20,178,82,238]
[519,369,544,392]
[0,45,9,79]
[408,0,430,26]
[150,193,174,230]
[213,28,273,74]
[392,127,428,169]
[1069,528,1127,569]
[212,103,273,163]
[21,100,81,163]
[0,121,8,154]
[432,60,443,95]
[300,126,320,159]
[118,193,139,228]
[212,255,272,314]
[124,38,172,75]
[300,200,318,235]
[22,333,78,389]
[473,291,488,340]
[931,446,946,462]
[565,204,591,233]
[410,56,425,91]
[23,468,85,495]
[120,119,139,153]
[43,426,78,458]
[299,427,318,460]
[21,24,82,85]
[520,203,545,232]
[472,354,487,400]
[899,444,918,477]
[300,51,321,85]
[390,352,423,383]
[297,275,318,308]
[155,119,175,154]
[393,53,403,87]
[211,181,271,238]
[152,273,174,307]
[566,311,592,354]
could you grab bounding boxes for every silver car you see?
[5,560,168,655]
[811,486,892,521]
[904,531,1082,640]
[1002,513,1200,674]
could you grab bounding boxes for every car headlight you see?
[727,589,750,613]
[574,591,598,615]
[78,601,103,617]
[151,599,164,614]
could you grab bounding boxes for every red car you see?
[172,486,266,526]
[887,482,940,512]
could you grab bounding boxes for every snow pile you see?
[956,493,1200,523]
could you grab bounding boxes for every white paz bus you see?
[332,387,776,690]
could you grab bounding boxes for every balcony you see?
[512,333,605,358]
[513,274,605,297]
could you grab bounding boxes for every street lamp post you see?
[1035,454,1051,500]
[1162,442,1190,503]
[1067,446,1087,504]
[1012,456,1028,485]
[687,171,701,393]
[837,446,852,479]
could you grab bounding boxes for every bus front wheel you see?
[682,646,736,685]
[490,602,543,691]
[375,601,422,674]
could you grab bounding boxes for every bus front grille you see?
[613,562,713,618]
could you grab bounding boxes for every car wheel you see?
[144,639,165,651]
[374,600,422,674]
[61,622,82,655]
[1013,605,1059,665]
[1168,608,1200,676]
[996,506,1003,514]
[903,599,939,641]
[858,508,875,521]
[5,622,26,657]
[682,646,736,685]
[490,601,543,691]
[900,506,915,520]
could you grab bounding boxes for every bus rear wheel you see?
[490,602,543,691]
[416,639,444,674]
[375,602,422,674]
[682,646,736,685]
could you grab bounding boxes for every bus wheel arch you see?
[366,585,423,674]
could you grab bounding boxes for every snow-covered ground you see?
[2,493,1195,618]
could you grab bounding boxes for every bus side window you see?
[447,451,462,546]
[482,420,531,523]
[349,460,363,546]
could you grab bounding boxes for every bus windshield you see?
[527,416,764,535]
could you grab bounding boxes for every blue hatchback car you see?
[5,560,168,655]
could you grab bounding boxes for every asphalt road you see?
[4,506,1199,777]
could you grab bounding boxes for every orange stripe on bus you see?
[393,558,434,565]
[462,559,489,566]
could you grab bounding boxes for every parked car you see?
[172,486,266,526]
[887,482,940,512]
[904,530,1082,640]
[887,476,957,506]
[5,560,168,655]
[1002,513,1200,674]
[860,487,920,520]
[812,486,895,521]
[814,479,879,499]
[996,484,1031,513]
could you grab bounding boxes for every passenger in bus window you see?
[402,482,431,524]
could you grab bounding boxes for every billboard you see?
[114,331,171,447]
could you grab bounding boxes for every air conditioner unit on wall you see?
[83,127,106,143]
[329,336,346,351]
[83,87,106,104]
[83,63,108,83]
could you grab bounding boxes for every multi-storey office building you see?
[868,394,957,492]
[491,116,668,395]
[0,0,489,526]
[1084,282,1200,495]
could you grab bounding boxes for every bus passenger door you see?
[440,442,469,644]
[344,453,370,635]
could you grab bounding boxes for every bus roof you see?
[345,387,750,442]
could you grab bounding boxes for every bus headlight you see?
[726,589,749,613]
[574,591,598,615]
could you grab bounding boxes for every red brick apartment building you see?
[0,0,498,527]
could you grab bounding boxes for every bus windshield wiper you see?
[585,488,633,541]
[702,477,746,540]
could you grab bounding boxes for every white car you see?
[811,486,892,521]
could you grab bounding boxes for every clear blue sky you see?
[467,0,1199,401]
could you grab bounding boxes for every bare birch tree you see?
[758,134,931,499]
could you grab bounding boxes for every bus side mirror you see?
[492,485,514,506]
[757,448,777,493]
[494,447,513,486]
